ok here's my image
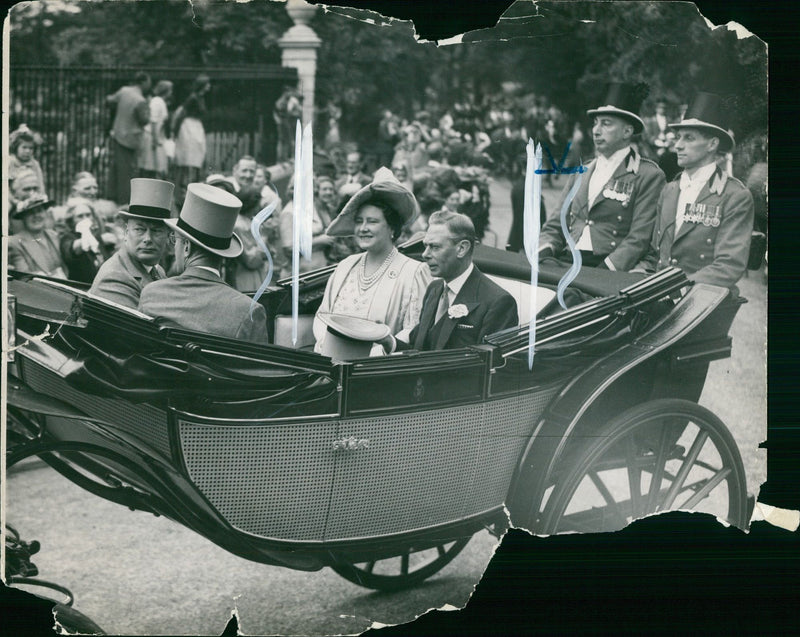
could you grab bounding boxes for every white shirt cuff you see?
[604,257,616,271]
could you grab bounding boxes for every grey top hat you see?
[118,178,175,221]
[326,167,419,237]
[166,183,244,258]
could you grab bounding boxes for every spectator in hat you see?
[538,82,666,271]
[9,169,47,234]
[9,194,67,279]
[59,198,117,284]
[138,183,268,344]
[106,72,152,204]
[90,178,174,308]
[313,167,431,356]
[636,92,754,290]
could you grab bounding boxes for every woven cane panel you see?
[178,420,335,541]
[21,359,170,457]
[326,404,485,540]
[467,387,561,511]
[326,389,561,541]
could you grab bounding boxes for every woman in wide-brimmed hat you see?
[9,194,67,279]
[313,167,432,356]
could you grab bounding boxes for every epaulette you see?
[625,148,641,174]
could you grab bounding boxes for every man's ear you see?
[457,239,470,258]
[183,239,191,256]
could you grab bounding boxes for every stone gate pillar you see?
[279,0,321,127]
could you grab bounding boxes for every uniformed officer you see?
[636,92,754,289]
[538,82,666,271]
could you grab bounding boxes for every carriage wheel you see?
[330,537,470,591]
[538,399,748,535]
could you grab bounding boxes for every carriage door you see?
[324,351,492,542]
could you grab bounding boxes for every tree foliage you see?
[9,1,766,142]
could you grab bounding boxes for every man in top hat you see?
[9,194,67,279]
[636,92,754,290]
[538,82,666,271]
[381,211,518,352]
[89,178,173,308]
[138,183,268,344]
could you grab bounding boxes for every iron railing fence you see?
[9,65,297,203]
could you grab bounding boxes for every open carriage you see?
[6,241,750,599]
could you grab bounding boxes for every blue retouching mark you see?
[249,200,279,320]
[535,141,587,176]
[556,174,584,309]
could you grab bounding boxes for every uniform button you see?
[612,230,618,236]
[700,254,705,260]
[588,220,594,226]
[670,258,678,266]
[617,215,623,222]
[610,241,616,247]
[658,259,662,265]
[706,238,712,244]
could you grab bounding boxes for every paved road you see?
[6,177,766,634]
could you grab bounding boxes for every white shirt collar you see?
[595,145,631,171]
[679,162,717,191]
[446,262,474,300]
[195,265,221,277]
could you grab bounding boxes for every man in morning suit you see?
[89,178,173,308]
[538,82,666,271]
[138,183,268,344]
[381,211,518,352]
[635,92,754,290]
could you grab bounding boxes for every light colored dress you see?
[139,95,169,174]
[313,251,431,355]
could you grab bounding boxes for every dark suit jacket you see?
[138,266,268,344]
[89,248,166,309]
[539,147,665,271]
[637,166,754,289]
[405,266,518,351]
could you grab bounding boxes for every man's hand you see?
[378,333,396,354]
[538,246,554,261]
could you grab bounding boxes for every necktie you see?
[150,267,161,281]
[435,282,450,322]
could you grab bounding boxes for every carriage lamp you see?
[6,294,16,362]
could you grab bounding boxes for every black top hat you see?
[586,82,649,134]
[669,92,735,153]
[12,193,55,219]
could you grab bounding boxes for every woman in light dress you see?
[139,80,173,178]
[313,168,431,355]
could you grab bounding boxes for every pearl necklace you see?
[357,248,397,291]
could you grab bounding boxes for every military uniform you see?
[638,166,754,289]
[539,147,666,271]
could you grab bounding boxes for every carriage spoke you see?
[625,436,643,518]
[588,471,629,527]
[661,429,708,509]
[400,552,409,576]
[437,545,446,557]
[679,467,732,510]
[647,425,673,513]
[364,561,376,574]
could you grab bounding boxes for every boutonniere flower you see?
[448,304,469,319]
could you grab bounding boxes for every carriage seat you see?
[485,274,556,327]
